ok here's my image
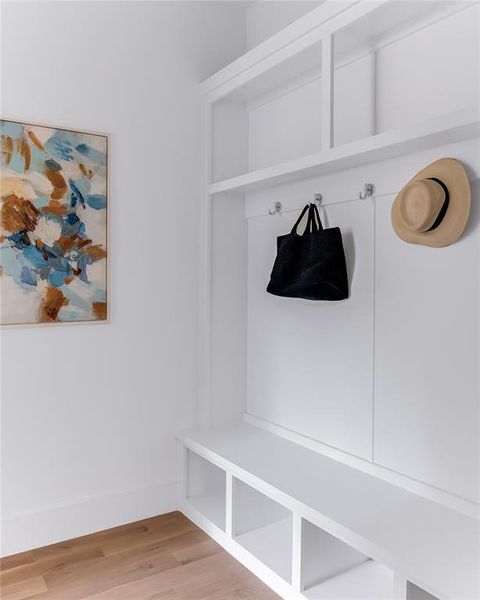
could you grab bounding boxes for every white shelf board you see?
[303,560,394,600]
[208,106,480,195]
[186,490,226,532]
[178,423,479,600]
[234,517,293,584]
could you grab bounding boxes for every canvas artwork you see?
[0,120,108,325]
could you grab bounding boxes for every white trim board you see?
[0,480,178,557]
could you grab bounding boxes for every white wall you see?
[246,0,324,49]
[0,0,245,556]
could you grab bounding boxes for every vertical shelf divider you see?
[179,444,188,503]
[393,573,408,600]
[226,472,233,538]
[321,33,334,150]
[292,513,303,594]
[199,99,213,429]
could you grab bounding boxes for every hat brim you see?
[391,158,471,248]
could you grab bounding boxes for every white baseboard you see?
[0,479,178,557]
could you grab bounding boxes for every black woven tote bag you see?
[266,203,349,301]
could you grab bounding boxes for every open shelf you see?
[304,560,394,600]
[302,519,394,599]
[209,106,479,195]
[331,1,477,147]
[185,449,226,531]
[407,582,439,600]
[236,518,293,583]
[233,477,293,583]
[208,0,478,186]
[211,38,324,183]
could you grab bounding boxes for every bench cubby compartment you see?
[407,582,439,600]
[233,477,293,583]
[185,449,226,531]
[301,519,395,599]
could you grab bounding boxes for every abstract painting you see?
[0,120,108,325]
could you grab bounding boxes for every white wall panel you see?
[211,194,248,426]
[247,199,374,460]
[376,4,479,133]
[334,53,374,146]
[374,185,480,502]
[213,100,249,182]
[248,77,322,171]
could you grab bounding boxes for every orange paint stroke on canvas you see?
[19,138,31,171]
[27,131,45,150]
[83,244,107,261]
[1,136,14,165]
[1,194,39,232]
[92,302,107,320]
[78,163,94,179]
[57,235,92,252]
[43,200,68,216]
[39,286,69,322]
[45,168,67,200]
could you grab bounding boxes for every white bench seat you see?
[178,423,479,600]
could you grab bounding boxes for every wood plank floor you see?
[0,512,280,600]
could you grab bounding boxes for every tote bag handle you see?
[291,204,310,234]
[290,203,324,235]
[306,202,324,232]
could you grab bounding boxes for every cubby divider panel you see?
[186,449,226,531]
[233,478,293,583]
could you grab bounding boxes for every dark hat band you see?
[426,178,450,232]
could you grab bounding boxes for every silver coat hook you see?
[359,183,375,200]
[313,193,322,205]
[268,201,282,215]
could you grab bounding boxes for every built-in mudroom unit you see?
[179,2,479,600]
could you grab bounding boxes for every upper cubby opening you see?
[208,0,478,188]
[332,1,478,146]
[211,40,323,182]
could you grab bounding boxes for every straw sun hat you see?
[391,158,471,247]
